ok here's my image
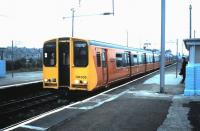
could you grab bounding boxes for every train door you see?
[102,49,108,85]
[58,42,70,87]
[128,52,132,76]
[144,53,147,72]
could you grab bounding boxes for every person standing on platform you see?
[179,57,188,84]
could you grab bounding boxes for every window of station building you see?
[96,52,101,67]
[74,41,88,67]
[43,42,56,67]
[116,53,123,67]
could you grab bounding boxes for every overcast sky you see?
[0,0,199,54]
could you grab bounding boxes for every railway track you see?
[0,92,58,117]
[0,92,63,128]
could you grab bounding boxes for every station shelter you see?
[184,38,200,96]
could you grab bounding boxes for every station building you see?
[184,38,200,96]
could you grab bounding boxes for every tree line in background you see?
[3,47,43,72]
[6,58,42,71]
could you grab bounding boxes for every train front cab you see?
[43,38,70,90]
[43,37,98,92]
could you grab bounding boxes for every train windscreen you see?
[74,41,88,67]
[43,42,56,67]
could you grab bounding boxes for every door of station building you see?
[58,42,70,87]
[102,49,108,85]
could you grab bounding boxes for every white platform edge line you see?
[0,80,42,89]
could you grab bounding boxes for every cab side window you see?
[74,41,88,67]
[96,52,101,67]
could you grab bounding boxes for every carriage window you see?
[138,55,142,64]
[153,54,155,63]
[142,54,146,64]
[123,53,127,67]
[150,55,153,63]
[74,41,88,67]
[116,53,123,67]
[131,54,138,66]
[43,42,56,67]
[138,54,145,64]
[146,55,150,63]
[154,55,159,62]
[96,52,101,67]
[102,51,106,67]
[124,52,130,67]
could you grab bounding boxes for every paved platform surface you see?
[0,71,42,87]
[9,65,200,131]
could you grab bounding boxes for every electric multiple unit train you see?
[43,37,173,92]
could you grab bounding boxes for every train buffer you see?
[0,71,42,89]
[5,65,200,131]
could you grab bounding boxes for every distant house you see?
[0,48,6,77]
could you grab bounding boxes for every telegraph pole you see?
[112,0,115,16]
[160,0,165,93]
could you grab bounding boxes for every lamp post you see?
[189,5,192,39]
[160,0,165,93]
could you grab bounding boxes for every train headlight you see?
[83,80,87,84]
[74,80,79,84]
[44,79,48,82]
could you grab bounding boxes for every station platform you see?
[7,65,200,131]
[0,71,42,88]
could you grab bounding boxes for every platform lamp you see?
[160,0,166,93]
